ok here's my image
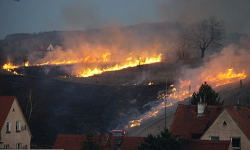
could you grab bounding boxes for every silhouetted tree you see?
[82,126,99,150]
[191,82,221,105]
[175,30,193,60]
[138,129,180,150]
[189,16,226,58]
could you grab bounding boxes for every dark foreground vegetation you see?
[0,74,165,148]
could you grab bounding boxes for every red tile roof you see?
[171,104,250,140]
[170,104,224,139]
[52,134,145,150]
[0,96,16,130]
[180,139,231,150]
[225,106,250,139]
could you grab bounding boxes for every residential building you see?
[171,103,250,150]
[53,133,145,150]
[0,96,32,149]
[180,139,233,150]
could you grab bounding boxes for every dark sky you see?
[1,0,250,39]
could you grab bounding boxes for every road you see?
[126,100,188,137]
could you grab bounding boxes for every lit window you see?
[16,121,21,131]
[210,136,219,141]
[16,143,22,149]
[6,122,11,132]
[231,137,241,149]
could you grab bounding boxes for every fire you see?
[77,54,162,77]
[204,68,247,87]
[127,68,247,128]
[3,63,19,71]
[148,81,153,85]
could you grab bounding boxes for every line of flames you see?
[127,68,247,128]
[1,53,162,77]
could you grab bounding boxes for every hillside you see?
[0,74,165,148]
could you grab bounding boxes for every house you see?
[34,43,54,52]
[0,96,32,149]
[180,139,233,150]
[52,133,145,150]
[171,103,250,150]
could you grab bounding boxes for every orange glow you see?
[3,63,19,71]
[204,68,247,87]
[127,68,247,128]
[77,54,162,77]
[148,81,153,85]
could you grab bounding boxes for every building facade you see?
[0,96,32,149]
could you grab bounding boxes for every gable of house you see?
[0,96,16,130]
[0,96,32,149]
[34,44,54,52]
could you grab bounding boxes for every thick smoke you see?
[61,0,103,30]
[31,24,178,76]
[158,0,250,34]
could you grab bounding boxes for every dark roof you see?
[0,96,16,129]
[180,139,231,150]
[171,104,250,139]
[52,134,145,150]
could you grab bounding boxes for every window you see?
[6,122,11,133]
[16,143,22,149]
[223,121,227,126]
[16,121,21,131]
[4,144,9,149]
[210,136,219,141]
[231,137,241,149]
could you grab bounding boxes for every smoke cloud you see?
[158,0,250,34]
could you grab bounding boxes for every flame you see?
[148,81,153,85]
[77,54,162,77]
[204,68,247,87]
[127,68,247,128]
[2,63,21,75]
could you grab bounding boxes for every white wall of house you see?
[201,110,250,150]
[0,99,31,149]
[47,44,54,51]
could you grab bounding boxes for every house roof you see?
[180,139,231,150]
[171,104,250,140]
[170,104,224,139]
[34,43,53,51]
[225,106,250,139]
[52,134,145,150]
[0,96,16,129]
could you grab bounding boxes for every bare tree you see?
[189,16,226,58]
[175,30,193,60]
[25,89,38,122]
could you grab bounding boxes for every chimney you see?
[198,98,206,116]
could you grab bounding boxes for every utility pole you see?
[189,84,191,106]
[240,80,243,106]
